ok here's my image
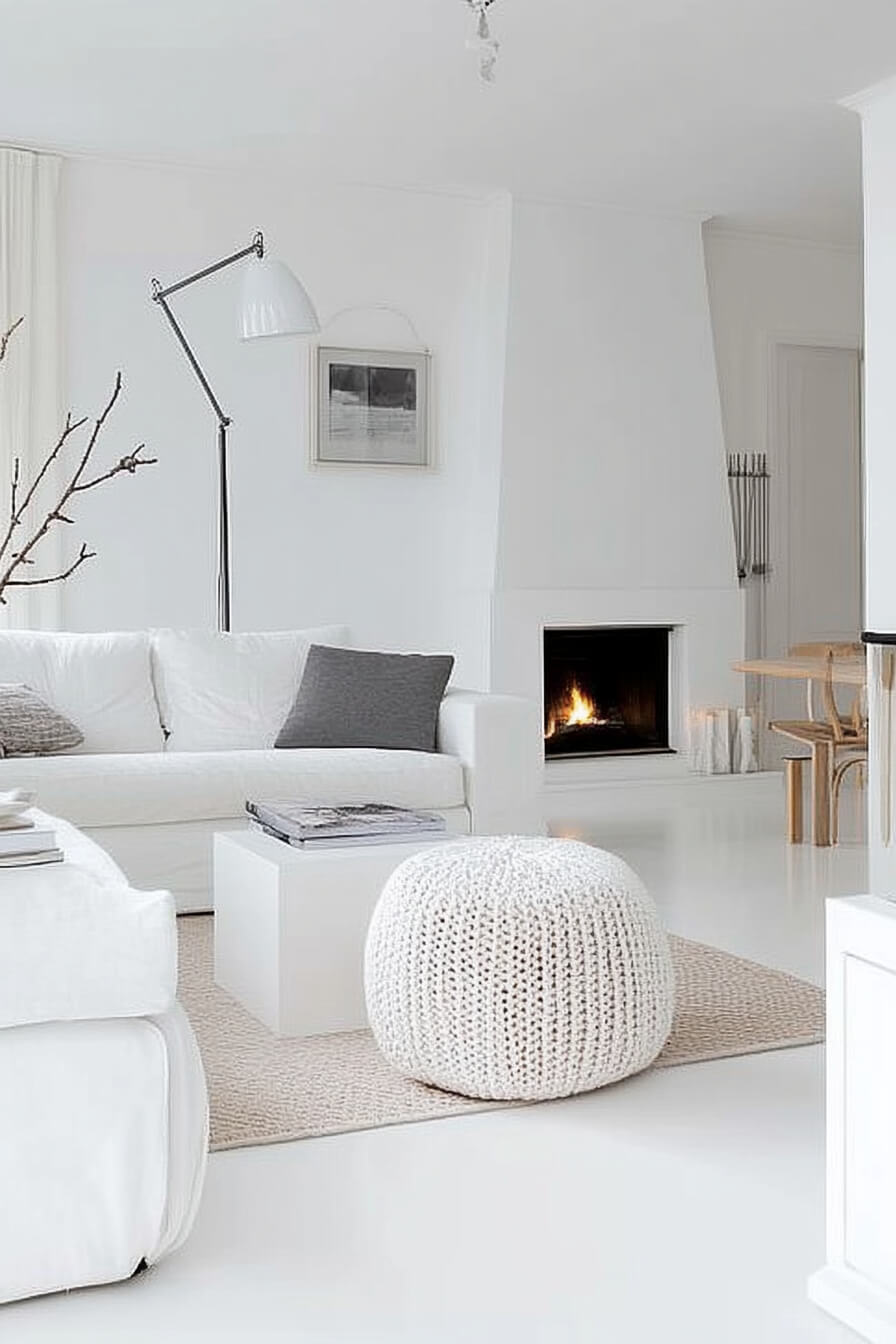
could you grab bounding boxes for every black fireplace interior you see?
[543,626,672,758]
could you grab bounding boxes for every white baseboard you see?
[809,1265,896,1343]
[543,766,781,794]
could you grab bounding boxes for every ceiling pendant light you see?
[465,0,499,83]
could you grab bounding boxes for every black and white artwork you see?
[313,347,430,467]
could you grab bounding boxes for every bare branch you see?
[65,372,124,496]
[0,361,155,604]
[9,458,20,527]
[0,316,24,365]
[5,541,96,589]
[74,447,158,493]
[0,412,89,566]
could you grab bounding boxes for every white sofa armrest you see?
[437,689,544,835]
[0,812,177,1030]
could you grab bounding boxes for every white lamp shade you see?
[239,256,320,339]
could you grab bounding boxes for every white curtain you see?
[0,147,62,629]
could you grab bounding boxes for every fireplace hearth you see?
[543,626,672,759]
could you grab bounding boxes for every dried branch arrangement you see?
[0,317,156,605]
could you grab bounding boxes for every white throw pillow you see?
[0,631,165,754]
[151,628,350,752]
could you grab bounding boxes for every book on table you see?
[245,801,447,849]
[0,792,61,865]
[0,826,58,857]
[0,848,63,867]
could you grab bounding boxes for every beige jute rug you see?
[177,915,824,1153]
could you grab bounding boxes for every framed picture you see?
[311,346,432,468]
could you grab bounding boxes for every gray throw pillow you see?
[0,684,84,757]
[275,646,454,753]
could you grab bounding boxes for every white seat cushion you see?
[151,627,349,752]
[0,748,466,828]
[0,630,164,754]
[0,812,176,1029]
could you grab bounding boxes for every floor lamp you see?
[151,231,319,632]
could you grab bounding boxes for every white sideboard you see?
[809,894,896,1342]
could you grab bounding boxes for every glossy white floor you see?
[6,775,870,1343]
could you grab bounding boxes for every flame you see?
[565,683,596,726]
[544,680,605,739]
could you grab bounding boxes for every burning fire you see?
[544,681,607,739]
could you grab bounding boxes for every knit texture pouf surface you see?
[364,835,675,1102]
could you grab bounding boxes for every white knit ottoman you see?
[364,835,675,1101]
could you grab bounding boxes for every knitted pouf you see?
[364,835,675,1102]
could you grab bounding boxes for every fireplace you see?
[543,626,672,759]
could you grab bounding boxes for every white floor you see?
[6,775,869,1343]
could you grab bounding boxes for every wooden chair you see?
[770,643,867,846]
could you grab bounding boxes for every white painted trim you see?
[509,189,708,226]
[809,1266,896,1343]
[840,76,896,115]
[703,224,861,256]
[544,766,779,794]
[11,137,503,206]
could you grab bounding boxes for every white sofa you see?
[0,629,543,911]
[0,812,207,1304]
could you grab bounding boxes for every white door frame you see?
[755,331,863,761]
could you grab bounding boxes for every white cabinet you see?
[809,895,896,1341]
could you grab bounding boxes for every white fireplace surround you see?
[490,587,744,787]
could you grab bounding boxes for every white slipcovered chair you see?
[0,813,207,1305]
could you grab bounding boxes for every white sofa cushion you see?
[0,747,466,828]
[0,630,164,754]
[0,812,177,1029]
[151,627,349,752]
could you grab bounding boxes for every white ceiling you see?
[1,0,895,241]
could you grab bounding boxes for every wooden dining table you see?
[733,654,868,845]
[734,654,866,691]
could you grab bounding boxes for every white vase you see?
[733,708,758,773]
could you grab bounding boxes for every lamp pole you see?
[151,232,265,633]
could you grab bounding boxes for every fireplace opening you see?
[543,626,672,759]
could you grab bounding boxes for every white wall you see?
[489,197,744,768]
[703,229,862,474]
[59,159,496,685]
[58,161,791,765]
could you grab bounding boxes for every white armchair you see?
[0,816,207,1304]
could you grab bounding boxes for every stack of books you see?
[245,801,447,850]
[0,794,63,868]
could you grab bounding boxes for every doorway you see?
[759,343,863,766]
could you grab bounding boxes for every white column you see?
[809,76,896,1340]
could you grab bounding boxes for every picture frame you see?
[310,346,432,468]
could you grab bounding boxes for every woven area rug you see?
[177,915,824,1152]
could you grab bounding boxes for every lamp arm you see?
[152,232,264,302]
[153,294,230,426]
[150,231,265,426]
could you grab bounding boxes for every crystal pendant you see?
[466,4,499,83]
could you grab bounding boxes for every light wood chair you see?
[770,643,867,846]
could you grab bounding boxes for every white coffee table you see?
[213,830,449,1037]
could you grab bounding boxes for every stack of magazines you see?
[245,801,447,849]
[0,791,63,868]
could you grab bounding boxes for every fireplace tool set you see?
[726,453,770,583]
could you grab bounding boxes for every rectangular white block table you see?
[809,894,896,1342]
[213,831,447,1037]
